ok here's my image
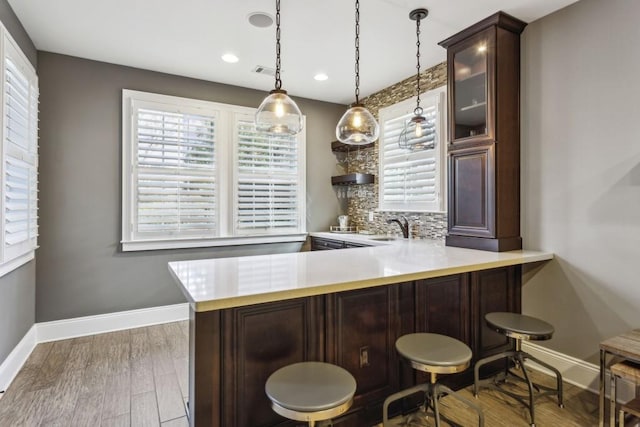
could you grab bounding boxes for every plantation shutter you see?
[2,35,38,264]
[132,102,217,240]
[379,91,444,212]
[234,115,302,234]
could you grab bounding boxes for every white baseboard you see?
[0,303,190,392]
[0,325,37,392]
[522,341,636,402]
[37,303,190,343]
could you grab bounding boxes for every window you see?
[122,90,306,251]
[378,86,446,213]
[0,29,39,277]
[233,114,305,235]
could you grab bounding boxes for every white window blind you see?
[378,87,446,212]
[1,33,38,270]
[234,115,304,235]
[122,91,307,251]
[130,101,217,241]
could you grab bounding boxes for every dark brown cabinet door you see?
[415,274,470,343]
[447,145,495,241]
[221,297,324,427]
[447,27,496,147]
[414,275,471,388]
[470,265,521,359]
[325,286,401,414]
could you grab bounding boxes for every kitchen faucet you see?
[386,216,409,239]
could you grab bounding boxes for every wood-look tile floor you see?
[0,322,189,427]
[0,321,606,426]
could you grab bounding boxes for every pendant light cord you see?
[414,15,422,115]
[275,0,282,90]
[354,0,360,104]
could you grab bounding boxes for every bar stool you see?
[474,312,563,427]
[382,333,484,426]
[610,361,640,427]
[265,361,356,427]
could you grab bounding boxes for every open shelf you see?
[331,140,375,153]
[331,173,375,186]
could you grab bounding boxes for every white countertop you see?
[169,235,553,312]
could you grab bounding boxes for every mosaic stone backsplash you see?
[338,62,449,240]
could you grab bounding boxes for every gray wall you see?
[37,52,344,322]
[521,0,640,364]
[0,0,36,367]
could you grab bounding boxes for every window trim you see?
[377,86,447,213]
[121,90,307,252]
[0,24,38,278]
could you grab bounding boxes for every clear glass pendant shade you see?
[335,104,380,145]
[255,90,303,135]
[398,113,436,151]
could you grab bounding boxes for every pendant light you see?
[398,8,436,151]
[335,0,379,145]
[255,0,303,135]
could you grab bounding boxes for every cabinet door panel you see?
[471,266,521,359]
[415,275,469,343]
[222,297,323,427]
[448,145,495,238]
[326,286,401,409]
[415,275,471,388]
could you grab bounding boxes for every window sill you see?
[0,251,34,278]
[121,234,308,252]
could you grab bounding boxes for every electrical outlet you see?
[368,211,374,222]
[359,346,370,368]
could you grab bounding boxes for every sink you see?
[368,236,397,241]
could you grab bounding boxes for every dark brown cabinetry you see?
[310,236,370,250]
[189,266,523,426]
[326,285,402,425]
[471,265,521,359]
[415,275,469,343]
[310,236,346,250]
[221,298,324,427]
[439,12,527,252]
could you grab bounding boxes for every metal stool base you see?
[473,344,563,427]
[382,381,484,427]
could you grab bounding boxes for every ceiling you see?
[9,0,578,104]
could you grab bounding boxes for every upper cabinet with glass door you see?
[440,13,526,148]
[451,27,494,144]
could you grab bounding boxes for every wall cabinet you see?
[439,12,527,252]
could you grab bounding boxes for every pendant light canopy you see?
[398,8,436,151]
[255,0,303,136]
[336,0,379,145]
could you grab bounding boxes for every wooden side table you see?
[599,329,640,426]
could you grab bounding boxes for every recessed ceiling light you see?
[248,12,274,28]
[221,53,239,63]
[314,73,329,81]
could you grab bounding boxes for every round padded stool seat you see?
[265,362,356,413]
[486,312,554,341]
[396,333,472,374]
